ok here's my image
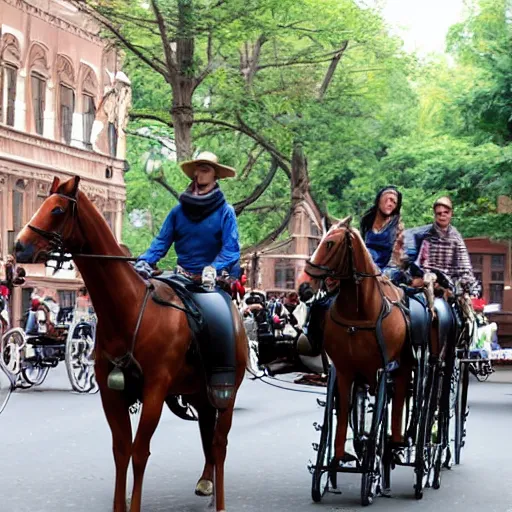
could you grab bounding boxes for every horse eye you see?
[326,241,334,250]
[51,206,65,215]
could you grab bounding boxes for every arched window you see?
[56,55,76,144]
[78,64,98,148]
[1,34,20,127]
[27,43,50,135]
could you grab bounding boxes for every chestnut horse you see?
[15,176,248,512]
[299,217,417,461]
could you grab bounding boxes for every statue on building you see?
[90,71,132,158]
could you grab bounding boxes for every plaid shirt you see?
[417,223,475,285]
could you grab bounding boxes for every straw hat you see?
[180,151,236,179]
[433,196,453,211]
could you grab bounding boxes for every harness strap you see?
[329,296,396,366]
[107,281,153,372]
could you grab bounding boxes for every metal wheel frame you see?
[311,365,337,502]
[361,369,389,506]
[65,321,97,393]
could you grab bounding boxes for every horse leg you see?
[211,402,235,512]
[191,394,217,497]
[96,362,132,512]
[334,371,352,462]
[129,382,169,512]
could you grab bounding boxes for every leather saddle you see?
[401,288,455,350]
[152,272,237,409]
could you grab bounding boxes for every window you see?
[490,284,504,305]
[82,94,95,147]
[58,290,76,309]
[22,288,34,315]
[12,179,25,248]
[2,65,16,126]
[474,271,482,284]
[108,122,117,157]
[275,261,295,289]
[60,84,74,144]
[491,254,505,269]
[492,271,505,282]
[31,74,46,135]
[470,254,483,269]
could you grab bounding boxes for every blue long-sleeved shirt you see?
[139,203,240,275]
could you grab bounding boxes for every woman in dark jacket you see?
[360,186,405,282]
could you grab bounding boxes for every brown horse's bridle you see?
[27,192,137,271]
[304,228,381,284]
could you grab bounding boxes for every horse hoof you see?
[195,479,213,496]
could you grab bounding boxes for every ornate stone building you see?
[0,0,130,325]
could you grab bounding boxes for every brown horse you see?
[299,217,419,461]
[15,175,248,512]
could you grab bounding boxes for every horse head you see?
[300,214,380,292]
[15,176,84,264]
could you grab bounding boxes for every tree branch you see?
[318,40,349,100]
[233,158,278,215]
[196,27,215,86]
[150,0,178,74]
[241,208,293,255]
[240,147,265,179]
[130,111,173,126]
[244,204,287,213]
[152,174,180,200]
[69,1,169,79]
[194,116,291,174]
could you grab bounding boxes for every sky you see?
[379,0,467,55]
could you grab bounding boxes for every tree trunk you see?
[170,79,195,160]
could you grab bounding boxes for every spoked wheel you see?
[454,360,470,465]
[361,372,388,506]
[20,356,49,387]
[1,328,25,377]
[311,366,337,503]
[414,363,438,500]
[65,323,97,393]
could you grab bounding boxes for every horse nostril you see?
[15,241,25,254]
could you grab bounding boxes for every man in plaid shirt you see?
[417,197,476,288]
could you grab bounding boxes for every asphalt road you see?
[1,366,511,512]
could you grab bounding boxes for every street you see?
[1,367,511,512]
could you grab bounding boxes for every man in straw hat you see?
[416,196,476,289]
[134,151,240,281]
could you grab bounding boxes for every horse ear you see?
[50,177,60,194]
[339,216,353,228]
[321,217,331,235]
[70,176,80,198]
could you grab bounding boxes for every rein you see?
[305,227,402,366]
[28,192,138,269]
[304,229,381,283]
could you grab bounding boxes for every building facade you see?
[466,237,512,346]
[0,0,130,326]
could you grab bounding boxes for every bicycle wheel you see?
[361,372,387,506]
[311,365,337,502]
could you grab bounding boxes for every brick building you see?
[0,0,130,326]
